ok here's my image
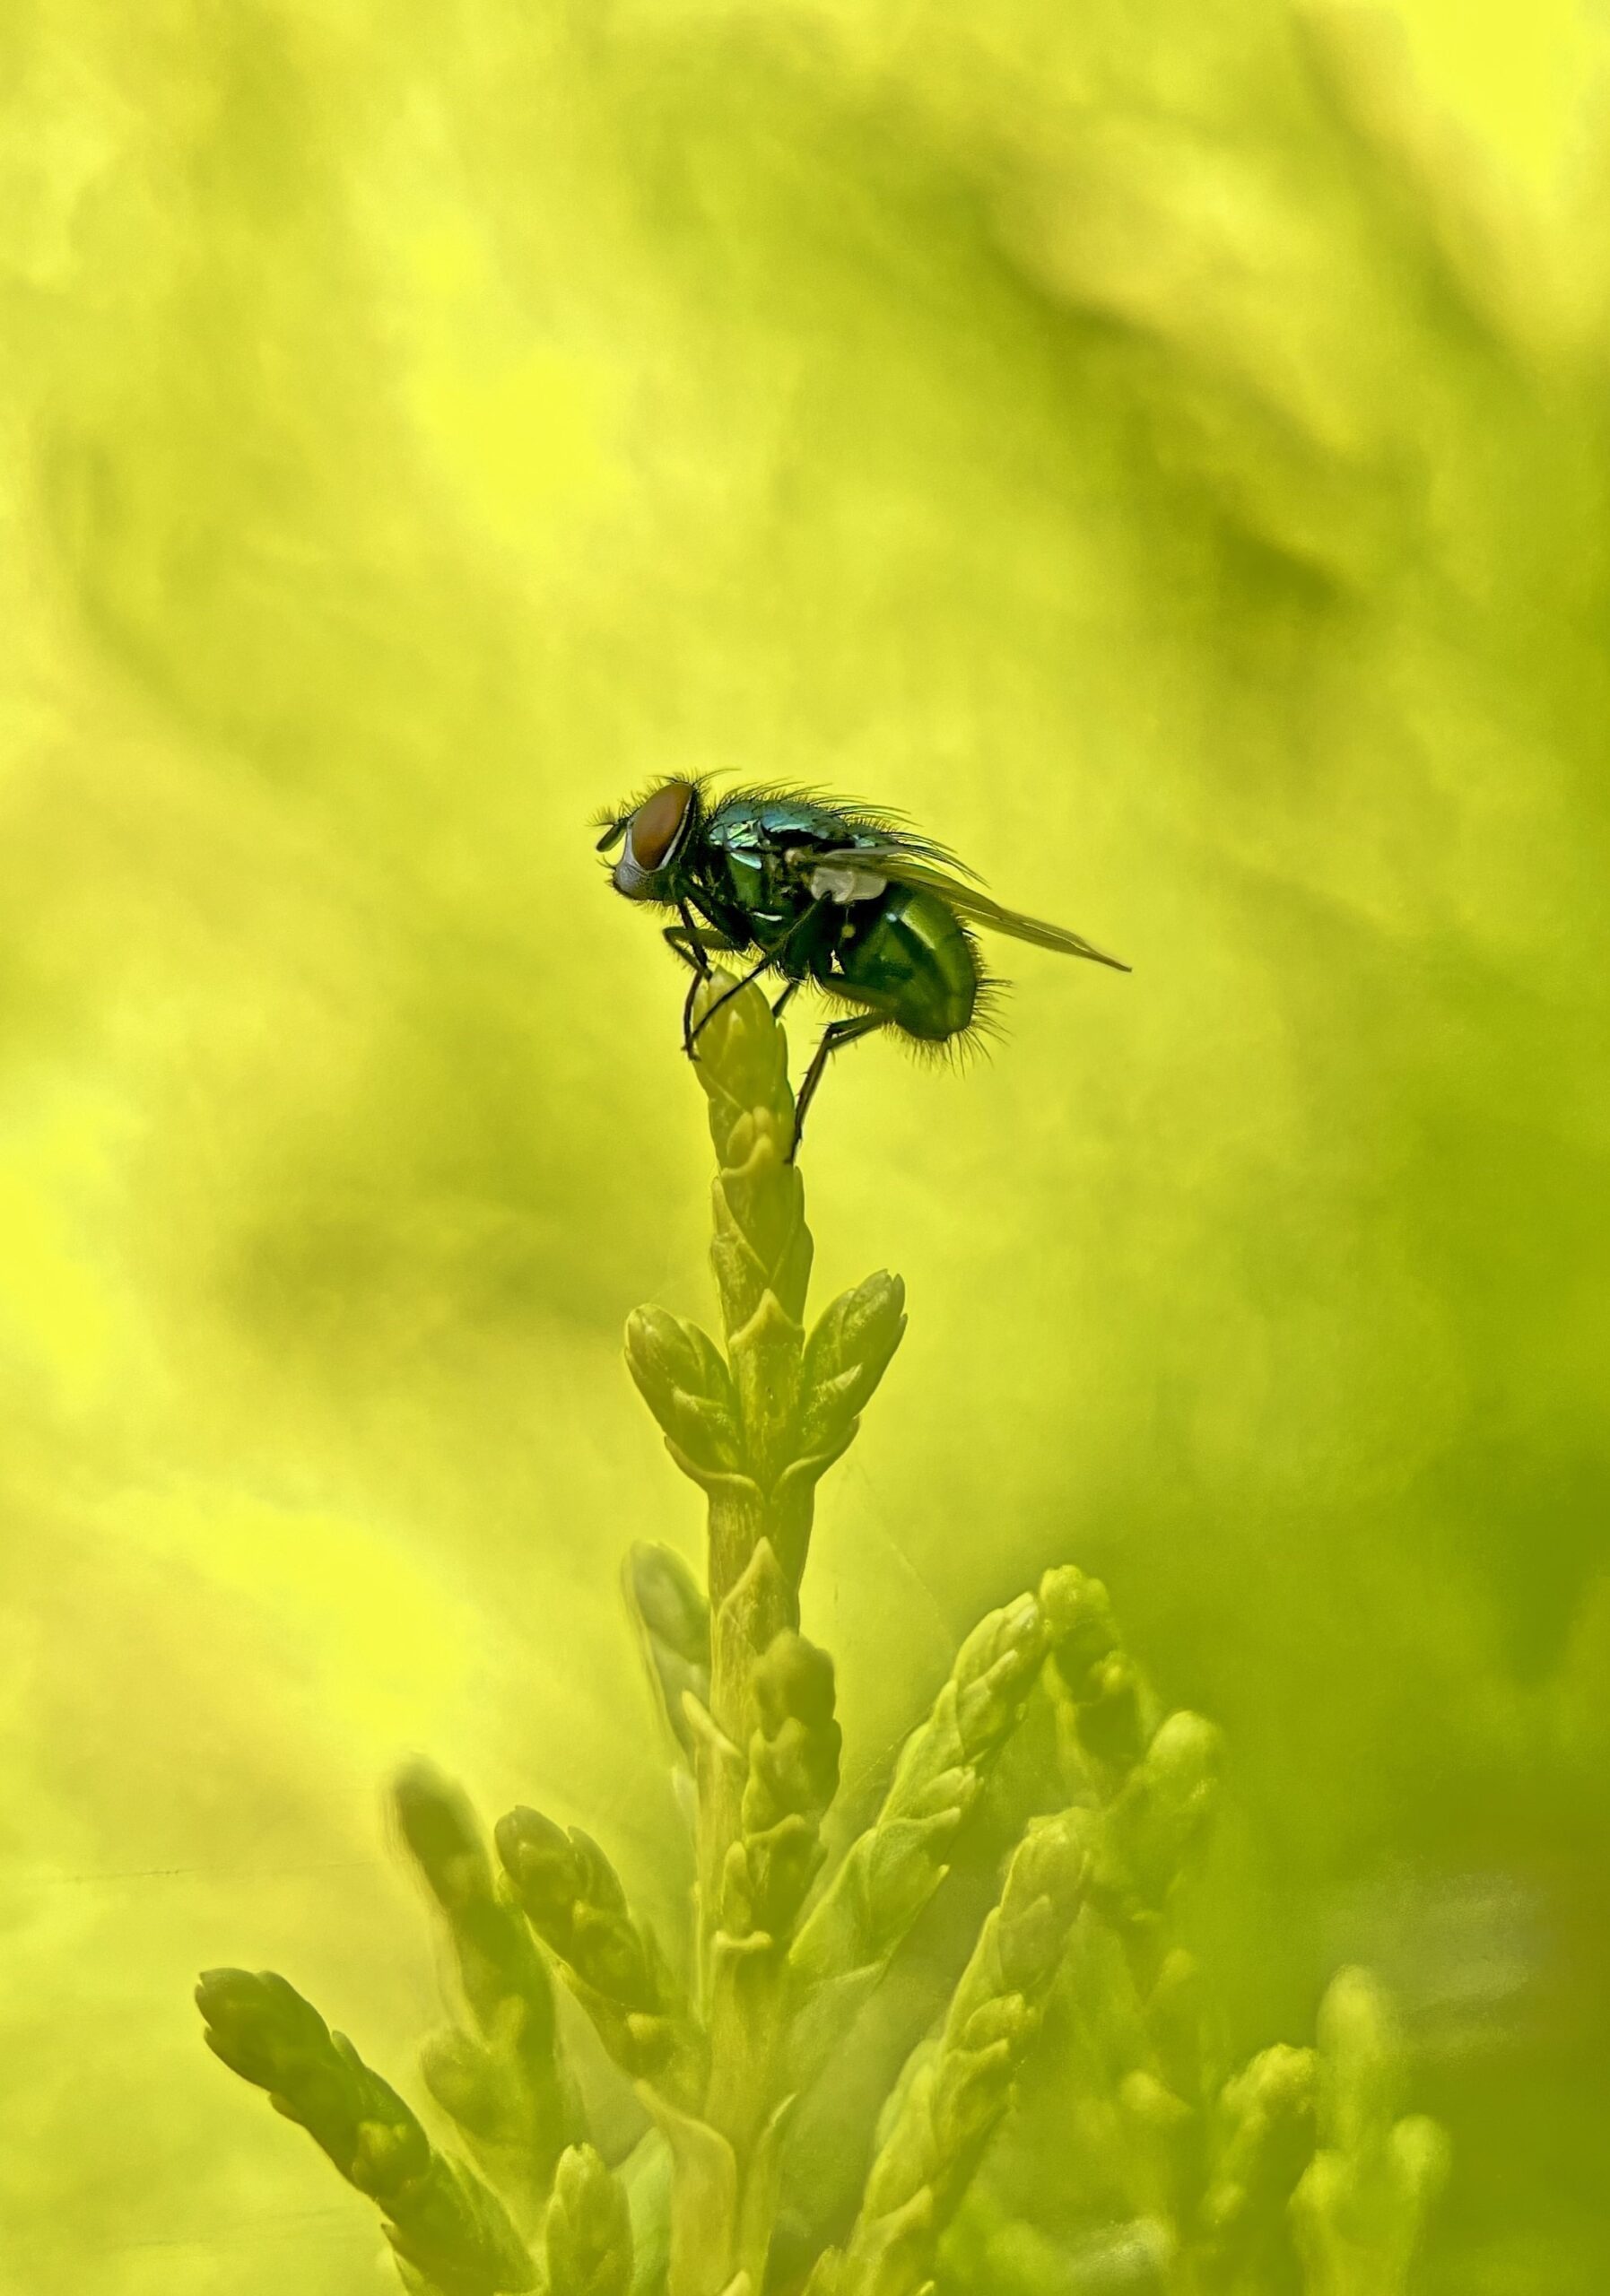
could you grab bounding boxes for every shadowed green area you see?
[2,1,1607,2289]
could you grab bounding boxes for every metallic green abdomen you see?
[837,886,979,1041]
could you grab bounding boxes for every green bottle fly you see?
[595,778,1127,1145]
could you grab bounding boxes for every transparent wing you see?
[804,845,1131,971]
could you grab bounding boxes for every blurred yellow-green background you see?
[3,0,1608,2288]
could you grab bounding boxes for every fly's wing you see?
[804,845,1132,972]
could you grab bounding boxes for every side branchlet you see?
[544,2142,635,2296]
[788,1586,1052,2084]
[810,1810,1092,2296]
[788,1269,909,1504]
[196,1968,536,2294]
[626,1308,745,1495]
[394,1762,579,2210]
[1194,2043,1320,2290]
[1291,1970,1450,2296]
[625,1540,713,1767]
[1040,1564,1152,1784]
[494,1807,705,2108]
[1039,1569,1223,2234]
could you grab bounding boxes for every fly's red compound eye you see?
[626,781,694,872]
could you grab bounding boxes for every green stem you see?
[690,976,814,2236]
[624,972,906,2292]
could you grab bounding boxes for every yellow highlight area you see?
[115,1481,474,1751]
[383,202,629,549]
[414,340,622,542]
[1390,0,1604,191]
[0,1078,141,1411]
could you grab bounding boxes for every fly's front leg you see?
[664,903,740,1056]
[790,1013,886,1161]
[687,897,826,1056]
[685,948,781,1053]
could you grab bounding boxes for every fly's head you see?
[594,779,701,902]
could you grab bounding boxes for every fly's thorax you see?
[701,836,820,951]
[707,793,865,848]
[718,843,769,916]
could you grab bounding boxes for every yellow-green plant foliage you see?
[4,4,1605,2291]
[198,978,1446,2293]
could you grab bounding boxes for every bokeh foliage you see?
[2,1,1606,2290]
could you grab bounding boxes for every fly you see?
[595,778,1128,1152]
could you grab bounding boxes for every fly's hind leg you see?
[790,1013,887,1161]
